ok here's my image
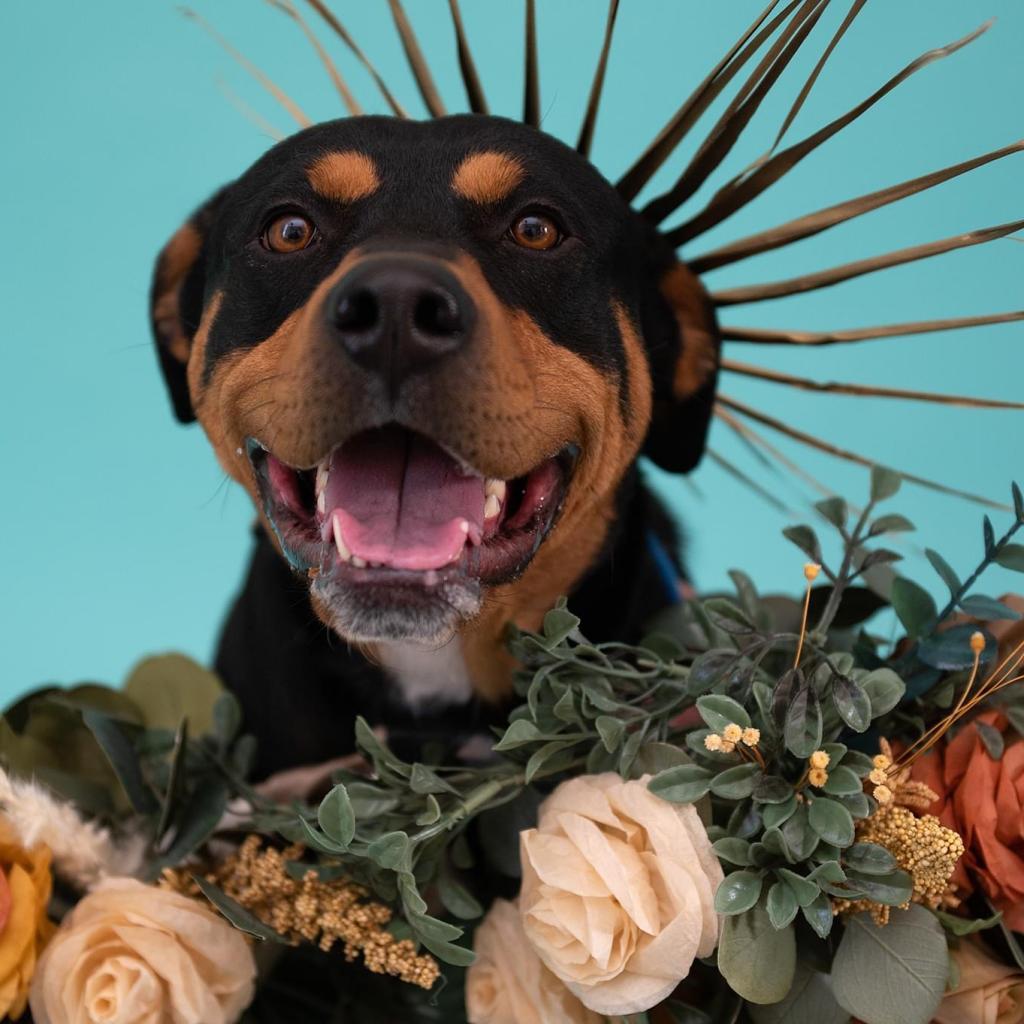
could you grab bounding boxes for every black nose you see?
[328,257,474,388]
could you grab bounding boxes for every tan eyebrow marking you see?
[452,151,526,204]
[306,151,380,203]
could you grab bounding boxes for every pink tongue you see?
[326,428,485,570]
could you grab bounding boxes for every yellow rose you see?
[466,898,600,1024]
[30,878,256,1024]
[0,818,55,1019]
[519,773,723,1017]
[935,938,1024,1024]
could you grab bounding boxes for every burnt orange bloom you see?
[914,710,1024,930]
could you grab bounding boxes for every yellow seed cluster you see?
[809,750,830,770]
[833,804,964,926]
[804,562,821,582]
[808,767,829,788]
[163,836,439,990]
[705,721,759,756]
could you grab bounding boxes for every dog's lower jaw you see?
[310,570,482,645]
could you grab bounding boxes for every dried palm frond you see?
[185,2,1021,516]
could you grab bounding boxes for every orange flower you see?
[0,816,55,1019]
[913,710,1024,930]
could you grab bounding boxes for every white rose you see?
[519,773,723,1016]
[30,878,255,1024]
[466,898,600,1024]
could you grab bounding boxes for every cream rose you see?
[519,773,723,1017]
[30,878,256,1024]
[466,898,600,1024]
[935,938,1024,1024]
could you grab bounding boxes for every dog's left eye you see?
[509,213,562,251]
[262,213,316,253]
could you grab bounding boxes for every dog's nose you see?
[328,258,474,385]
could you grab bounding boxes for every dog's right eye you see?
[262,213,316,253]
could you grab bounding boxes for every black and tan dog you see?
[151,115,719,776]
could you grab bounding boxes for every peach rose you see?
[934,938,1024,1024]
[30,878,256,1024]
[518,773,723,1017]
[466,898,600,1024]
[0,817,55,1019]
[913,710,1024,930]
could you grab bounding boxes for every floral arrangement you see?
[3,468,1024,1024]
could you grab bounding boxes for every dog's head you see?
[151,115,719,691]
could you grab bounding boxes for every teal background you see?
[2,1,1022,703]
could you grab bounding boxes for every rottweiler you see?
[150,115,720,777]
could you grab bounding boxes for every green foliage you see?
[832,907,948,1024]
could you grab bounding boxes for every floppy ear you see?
[640,260,721,473]
[149,188,229,424]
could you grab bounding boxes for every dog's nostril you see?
[414,290,463,337]
[334,288,378,333]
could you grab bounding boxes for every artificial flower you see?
[29,877,255,1024]
[466,898,600,1024]
[0,816,54,1020]
[935,937,1024,1024]
[518,773,723,1017]
[913,710,1024,930]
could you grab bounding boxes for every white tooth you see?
[351,556,367,568]
[484,493,501,519]
[316,463,328,494]
[332,517,352,561]
[485,479,507,503]
[317,490,326,515]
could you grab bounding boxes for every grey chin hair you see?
[312,573,483,645]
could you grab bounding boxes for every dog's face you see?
[152,115,719,692]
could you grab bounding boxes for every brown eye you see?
[510,213,561,251]
[262,213,315,253]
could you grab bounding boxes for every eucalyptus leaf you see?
[712,838,752,867]
[783,524,822,561]
[860,668,905,717]
[816,496,848,529]
[777,868,819,908]
[703,598,755,634]
[918,625,995,671]
[808,798,855,848]
[747,961,849,1024]
[317,784,355,848]
[648,765,712,804]
[123,654,224,734]
[715,871,764,915]
[784,685,822,758]
[194,876,288,943]
[925,548,961,597]
[870,466,901,502]
[596,715,625,753]
[890,578,937,638]
[933,908,1002,936]
[801,893,834,939]
[696,694,750,732]
[81,711,157,815]
[832,906,947,1024]
[831,676,871,733]
[718,899,796,1005]
[710,764,760,800]
[870,513,915,537]
[960,595,1022,621]
[976,721,1005,760]
[367,831,412,872]
[844,842,896,876]
[822,766,863,796]
[846,869,913,906]
[996,543,1024,572]
[766,880,799,930]
[437,873,483,920]
[762,794,798,829]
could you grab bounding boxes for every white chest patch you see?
[375,637,474,710]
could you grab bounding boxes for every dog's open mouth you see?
[247,426,576,590]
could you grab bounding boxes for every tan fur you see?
[307,151,380,204]
[188,252,652,701]
[153,223,203,363]
[660,262,720,399]
[451,151,525,205]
